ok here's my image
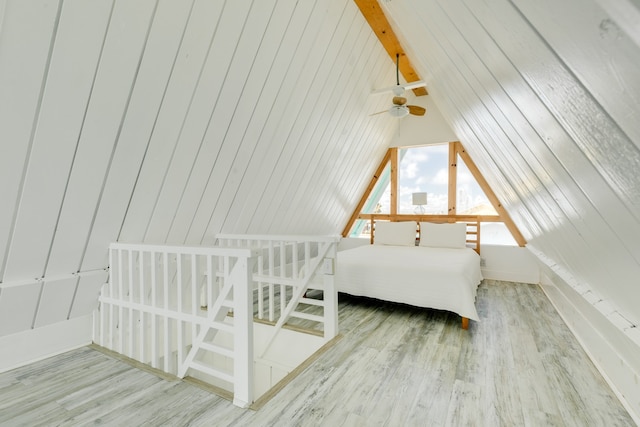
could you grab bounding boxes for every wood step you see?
[210,320,233,333]
[189,361,234,384]
[199,342,234,358]
[299,297,324,307]
[290,311,324,323]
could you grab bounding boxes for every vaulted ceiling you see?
[0,0,639,349]
[0,0,401,333]
[381,0,640,332]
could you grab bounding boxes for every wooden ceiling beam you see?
[354,0,428,96]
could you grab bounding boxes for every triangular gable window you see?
[343,142,525,247]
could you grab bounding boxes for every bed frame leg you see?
[461,317,469,330]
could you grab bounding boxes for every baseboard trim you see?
[0,315,92,373]
[480,268,538,284]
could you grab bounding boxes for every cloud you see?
[401,161,419,179]
[433,167,448,185]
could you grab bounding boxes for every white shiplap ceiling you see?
[382,0,640,329]
[0,0,400,334]
[0,0,639,360]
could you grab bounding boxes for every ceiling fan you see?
[371,54,426,118]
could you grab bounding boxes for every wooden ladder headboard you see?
[462,220,480,254]
[367,215,481,254]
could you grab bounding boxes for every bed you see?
[335,220,483,328]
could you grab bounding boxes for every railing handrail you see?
[110,241,259,257]
[215,233,341,244]
[98,235,339,408]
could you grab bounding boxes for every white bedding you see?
[335,245,483,321]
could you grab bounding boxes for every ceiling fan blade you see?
[402,80,427,91]
[393,96,407,106]
[369,110,389,116]
[408,105,426,116]
[371,80,427,95]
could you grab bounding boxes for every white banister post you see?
[323,242,339,340]
[232,255,256,408]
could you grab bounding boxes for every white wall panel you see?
[0,282,40,336]
[287,30,381,232]
[45,0,157,276]
[81,0,195,271]
[2,2,638,404]
[413,1,614,291]
[32,277,77,328]
[156,0,276,244]
[253,0,357,234]
[306,55,395,233]
[0,1,59,280]
[221,0,344,237]
[500,0,640,264]
[0,1,6,29]
[512,0,640,147]
[3,1,112,281]
[393,2,544,223]
[0,315,91,373]
[381,0,640,323]
[460,0,640,317]
[118,0,226,243]
[381,2,640,412]
[68,270,108,319]
[281,20,372,231]
[204,0,319,239]
[182,0,300,243]
[246,0,352,234]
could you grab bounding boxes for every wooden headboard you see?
[463,220,480,254]
[368,216,481,254]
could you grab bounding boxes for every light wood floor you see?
[0,280,635,426]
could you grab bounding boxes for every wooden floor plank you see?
[0,280,635,426]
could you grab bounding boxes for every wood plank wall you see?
[0,0,399,337]
[378,0,640,329]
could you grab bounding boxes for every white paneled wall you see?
[46,0,158,277]
[0,0,396,339]
[0,1,61,282]
[382,0,640,325]
[3,2,638,417]
[3,1,112,281]
[82,1,196,271]
[382,0,640,417]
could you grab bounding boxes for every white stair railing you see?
[93,235,339,408]
[214,234,340,350]
[94,243,258,408]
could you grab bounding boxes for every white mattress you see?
[335,245,483,321]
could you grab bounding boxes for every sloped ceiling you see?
[381,0,640,327]
[0,0,638,344]
[0,0,401,334]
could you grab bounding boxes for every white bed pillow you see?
[419,222,467,249]
[374,221,417,246]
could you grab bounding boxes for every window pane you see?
[349,164,390,237]
[456,154,497,215]
[349,219,371,238]
[398,144,449,214]
[362,164,391,214]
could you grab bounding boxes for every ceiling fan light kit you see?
[389,105,410,118]
[371,53,427,118]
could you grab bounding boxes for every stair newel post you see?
[323,241,339,340]
[232,253,257,409]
